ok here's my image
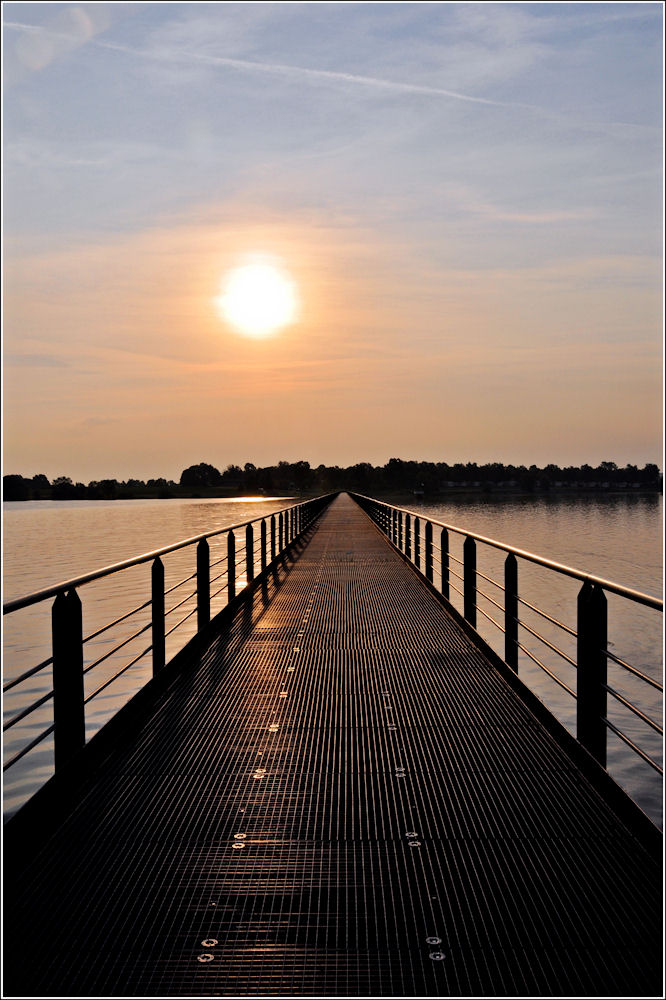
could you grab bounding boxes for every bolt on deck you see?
[3,494,662,996]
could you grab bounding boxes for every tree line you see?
[3,459,662,501]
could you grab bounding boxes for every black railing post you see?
[197,539,210,631]
[440,528,449,600]
[152,556,165,675]
[227,531,236,603]
[271,515,276,561]
[463,536,476,627]
[414,518,421,568]
[405,514,412,559]
[261,519,267,572]
[246,523,254,583]
[398,512,403,550]
[52,589,85,770]
[392,509,397,544]
[279,512,284,552]
[505,553,518,671]
[425,521,433,583]
[577,581,608,767]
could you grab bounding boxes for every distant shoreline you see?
[4,485,662,503]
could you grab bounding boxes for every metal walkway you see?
[3,494,662,997]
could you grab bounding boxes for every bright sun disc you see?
[217,262,298,337]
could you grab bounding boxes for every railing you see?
[3,494,335,779]
[352,493,663,789]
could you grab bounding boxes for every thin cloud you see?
[2,19,543,113]
[5,18,656,137]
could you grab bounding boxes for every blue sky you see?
[3,3,663,479]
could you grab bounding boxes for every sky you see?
[2,1,663,481]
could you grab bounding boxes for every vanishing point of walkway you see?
[4,494,662,996]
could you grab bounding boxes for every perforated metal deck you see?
[3,494,662,996]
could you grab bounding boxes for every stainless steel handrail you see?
[3,493,337,779]
[3,495,335,615]
[352,491,663,791]
[352,493,662,610]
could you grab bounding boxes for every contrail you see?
[4,19,534,112]
[5,18,656,134]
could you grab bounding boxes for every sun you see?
[217,260,298,338]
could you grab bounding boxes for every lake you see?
[3,492,663,826]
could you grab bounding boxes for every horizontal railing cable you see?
[3,690,54,732]
[603,650,663,691]
[3,724,55,772]
[518,596,577,638]
[518,618,577,668]
[164,571,197,597]
[3,655,54,694]
[602,684,663,735]
[83,622,152,676]
[84,646,153,705]
[476,569,505,591]
[164,606,198,639]
[476,589,505,614]
[515,640,576,697]
[164,590,197,618]
[82,599,152,646]
[603,718,663,775]
[476,604,504,633]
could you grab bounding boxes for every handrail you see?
[352,493,662,610]
[3,493,337,783]
[3,498,333,615]
[351,492,663,807]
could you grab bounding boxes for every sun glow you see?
[217,261,298,337]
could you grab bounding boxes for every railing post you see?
[425,521,433,582]
[405,514,411,559]
[261,519,267,572]
[271,515,276,561]
[398,511,403,550]
[152,556,165,675]
[505,553,518,671]
[463,535,476,627]
[279,512,284,552]
[440,528,449,600]
[197,538,210,630]
[246,523,254,583]
[577,581,608,767]
[414,518,421,568]
[228,531,236,603]
[392,509,397,544]
[52,589,85,770]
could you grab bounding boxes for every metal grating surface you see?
[3,494,662,997]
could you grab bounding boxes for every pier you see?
[3,493,663,996]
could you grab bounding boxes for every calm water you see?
[3,493,663,826]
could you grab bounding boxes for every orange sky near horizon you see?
[4,205,662,481]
